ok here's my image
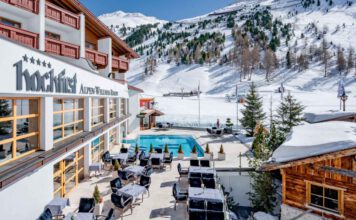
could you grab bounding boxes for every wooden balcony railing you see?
[45,37,80,59]
[0,23,38,48]
[0,0,39,13]
[112,56,129,72]
[45,2,80,29]
[85,48,108,67]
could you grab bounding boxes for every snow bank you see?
[271,121,356,163]
[253,212,278,220]
[304,111,356,123]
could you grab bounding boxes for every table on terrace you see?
[188,187,224,202]
[117,183,148,201]
[45,197,70,215]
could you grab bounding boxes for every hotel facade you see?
[0,0,142,219]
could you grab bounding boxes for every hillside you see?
[99,0,356,128]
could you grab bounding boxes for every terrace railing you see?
[112,56,129,72]
[85,48,108,67]
[0,23,38,48]
[45,37,80,59]
[0,0,39,13]
[45,2,80,29]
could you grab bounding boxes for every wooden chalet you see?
[262,122,356,220]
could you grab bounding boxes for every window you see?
[46,31,60,40]
[109,99,117,120]
[120,98,126,116]
[109,128,117,150]
[307,182,342,214]
[91,135,104,163]
[0,17,21,28]
[85,41,96,50]
[53,99,84,142]
[53,148,84,197]
[92,98,104,127]
[0,98,39,166]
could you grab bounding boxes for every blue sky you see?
[80,0,235,21]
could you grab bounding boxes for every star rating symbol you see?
[23,54,28,62]
[22,54,53,69]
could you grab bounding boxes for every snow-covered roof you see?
[271,121,356,163]
[304,111,356,123]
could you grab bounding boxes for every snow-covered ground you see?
[100,0,356,128]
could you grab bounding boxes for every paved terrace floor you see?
[63,129,250,219]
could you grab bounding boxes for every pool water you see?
[123,135,204,157]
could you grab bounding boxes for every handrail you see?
[0,23,38,48]
[0,0,39,13]
[45,2,80,29]
[45,37,80,59]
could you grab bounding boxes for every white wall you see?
[217,171,252,207]
[0,165,53,220]
[128,92,140,133]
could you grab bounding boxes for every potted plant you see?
[93,185,103,215]
[204,144,212,160]
[190,144,198,159]
[225,118,234,134]
[114,159,120,171]
[218,144,226,160]
[177,144,184,160]
[149,143,154,154]
[164,144,170,158]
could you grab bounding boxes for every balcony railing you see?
[45,2,80,29]
[0,23,38,48]
[0,0,39,13]
[112,56,129,72]
[85,48,108,67]
[45,37,80,59]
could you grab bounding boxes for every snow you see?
[304,111,356,123]
[253,212,278,220]
[98,11,166,29]
[271,121,356,163]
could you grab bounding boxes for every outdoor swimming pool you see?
[123,135,204,157]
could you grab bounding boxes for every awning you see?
[136,109,164,118]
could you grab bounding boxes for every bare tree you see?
[320,38,331,77]
[347,46,354,74]
[250,45,260,80]
[297,53,308,71]
[264,49,276,81]
[144,56,157,76]
[241,47,251,80]
[337,46,346,75]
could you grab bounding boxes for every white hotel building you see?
[0,0,143,219]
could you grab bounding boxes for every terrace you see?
[47,129,250,219]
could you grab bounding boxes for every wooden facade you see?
[277,153,356,219]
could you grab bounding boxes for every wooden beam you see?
[261,147,356,171]
[320,166,356,178]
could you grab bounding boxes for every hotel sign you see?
[13,54,120,97]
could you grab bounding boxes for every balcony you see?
[85,48,108,68]
[0,23,38,48]
[45,37,80,59]
[0,0,39,13]
[45,2,80,29]
[112,56,129,72]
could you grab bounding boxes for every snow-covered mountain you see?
[99,0,356,127]
[99,11,167,38]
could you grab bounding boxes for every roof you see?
[128,84,144,93]
[304,111,356,123]
[139,109,164,117]
[269,121,356,164]
[56,0,139,58]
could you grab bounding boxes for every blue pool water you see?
[123,135,204,157]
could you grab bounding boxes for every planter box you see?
[164,153,170,158]
[190,153,198,159]
[177,153,184,160]
[218,153,226,160]
[204,153,212,160]
[94,203,103,215]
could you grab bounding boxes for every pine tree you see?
[240,83,266,137]
[276,93,305,134]
[267,122,285,151]
[286,50,291,69]
[248,125,277,213]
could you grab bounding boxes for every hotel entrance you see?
[53,148,85,198]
